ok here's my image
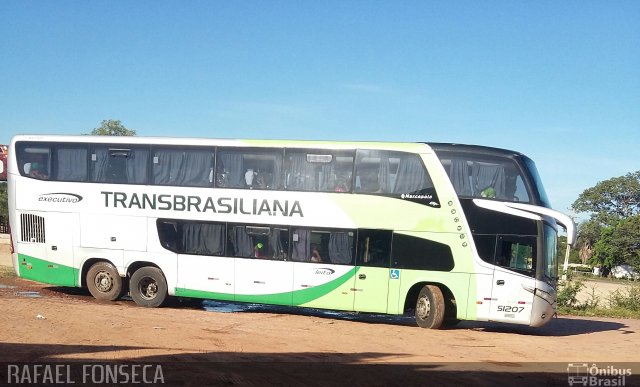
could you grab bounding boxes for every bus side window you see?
[56,147,88,181]
[216,149,283,190]
[91,147,149,184]
[496,236,536,275]
[356,230,391,267]
[291,229,354,264]
[355,150,434,195]
[284,150,354,192]
[16,144,51,180]
[152,147,214,187]
[228,225,289,260]
[157,220,179,252]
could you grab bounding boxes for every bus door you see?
[489,235,537,324]
[353,230,392,313]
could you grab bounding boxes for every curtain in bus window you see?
[292,229,310,261]
[231,226,253,257]
[154,149,212,187]
[182,223,224,256]
[450,159,472,196]
[393,155,429,194]
[91,148,110,182]
[125,149,149,184]
[472,162,506,199]
[91,148,148,184]
[286,154,315,190]
[57,148,87,181]
[270,154,283,189]
[328,232,351,264]
[318,164,336,191]
[377,154,391,193]
[217,153,244,188]
[268,228,285,259]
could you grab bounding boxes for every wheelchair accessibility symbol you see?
[390,269,400,280]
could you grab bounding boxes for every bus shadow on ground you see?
[1,342,626,387]
[43,286,629,336]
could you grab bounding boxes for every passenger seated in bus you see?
[26,162,48,180]
[310,244,323,263]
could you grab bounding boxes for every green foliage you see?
[608,284,640,311]
[590,216,640,269]
[572,171,640,268]
[89,119,136,136]
[572,171,640,225]
[0,183,7,218]
[558,281,640,319]
[556,279,584,308]
[557,235,581,264]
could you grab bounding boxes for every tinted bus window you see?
[152,147,214,187]
[284,150,354,192]
[216,149,283,190]
[355,150,434,195]
[16,143,52,180]
[291,228,354,265]
[229,224,289,260]
[356,230,392,267]
[90,146,149,184]
[56,146,88,181]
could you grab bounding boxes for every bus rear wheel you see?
[86,261,123,301]
[415,285,445,329]
[130,267,167,308]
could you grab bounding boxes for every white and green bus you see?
[6,135,575,329]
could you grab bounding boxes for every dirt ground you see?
[1,243,639,386]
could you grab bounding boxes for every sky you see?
[1,1,638,216]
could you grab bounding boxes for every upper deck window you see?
[284,150,354,192]
[152,147,214,187]
[90,146,149,184]
[16,143,52,180]
[355,150,434,195]
[216,148,283,190]
[438,153,530,203]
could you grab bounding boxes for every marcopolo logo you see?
[38,193,83,204]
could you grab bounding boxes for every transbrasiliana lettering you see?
[100,191,304,217]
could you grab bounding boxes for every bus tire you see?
[415,285,445,329]
[130,267,167,308]
[86,261,123,302]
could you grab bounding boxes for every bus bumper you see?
[529,290,557,327]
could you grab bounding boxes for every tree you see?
[89,119,136,136]
[572,171,640,270]
[572,171,640,226]
[0,183,7,218]
[575,219,602,264]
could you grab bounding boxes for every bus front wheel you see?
[415,285,445,329]
[130,267,167,308]
[86,261,123,301]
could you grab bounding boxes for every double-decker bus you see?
[6,135,575,329]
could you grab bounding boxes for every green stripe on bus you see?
[17,254,78,287]
[175,267,359,306]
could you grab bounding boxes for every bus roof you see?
[10,134,433,154]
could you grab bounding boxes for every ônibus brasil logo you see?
[38,193,83,204]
